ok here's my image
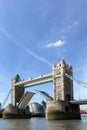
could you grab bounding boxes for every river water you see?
[0,116,87,130]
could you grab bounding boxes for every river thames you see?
[0,116,87,130]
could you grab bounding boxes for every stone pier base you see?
[46,101,81,120]
[3,105,31,119]
[46,110,81,120]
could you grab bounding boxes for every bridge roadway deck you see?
[15,73,53,88]
[69,99,87,105]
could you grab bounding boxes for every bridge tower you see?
[11,74,24,106]
[53,58,73,101]
[46,59,81,120]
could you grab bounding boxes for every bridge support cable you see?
[78,83,80,100]
[84,87,87,99]
[65,73,87,88]
[1,90,11,109]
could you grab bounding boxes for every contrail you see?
[22,46,52,66]
[0,27,52,67]
[0,27,19,47]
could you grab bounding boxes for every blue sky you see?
[0,0,87,107]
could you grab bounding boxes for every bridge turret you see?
[60,58,65,66]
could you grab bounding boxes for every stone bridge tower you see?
[46,59,81,120]
[11,75,24,106]
[53,59,73,102]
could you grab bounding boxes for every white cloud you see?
[61,21,79,33]
[74,21,79,25]
[0,93,4,96]
[68,25,72,29]
[46,40,65,48]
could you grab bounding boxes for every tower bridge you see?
[3,58,87,119]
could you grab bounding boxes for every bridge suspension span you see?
[0,90,11,109]
[65,73,87,88]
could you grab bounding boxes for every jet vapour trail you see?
[0,27,19,47]
[0,27,52,67]
[22,46,52,66]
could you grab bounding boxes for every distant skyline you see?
[0,0,87,107]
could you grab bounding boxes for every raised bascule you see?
[3,59,81,119]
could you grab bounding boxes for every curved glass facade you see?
[30,102,46,114]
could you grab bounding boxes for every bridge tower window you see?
[65,94,71,101]
[65,106,69,112]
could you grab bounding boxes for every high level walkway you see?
[15,73,53,88]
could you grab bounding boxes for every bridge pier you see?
[3,75,31,119]
[46,101,81,120]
